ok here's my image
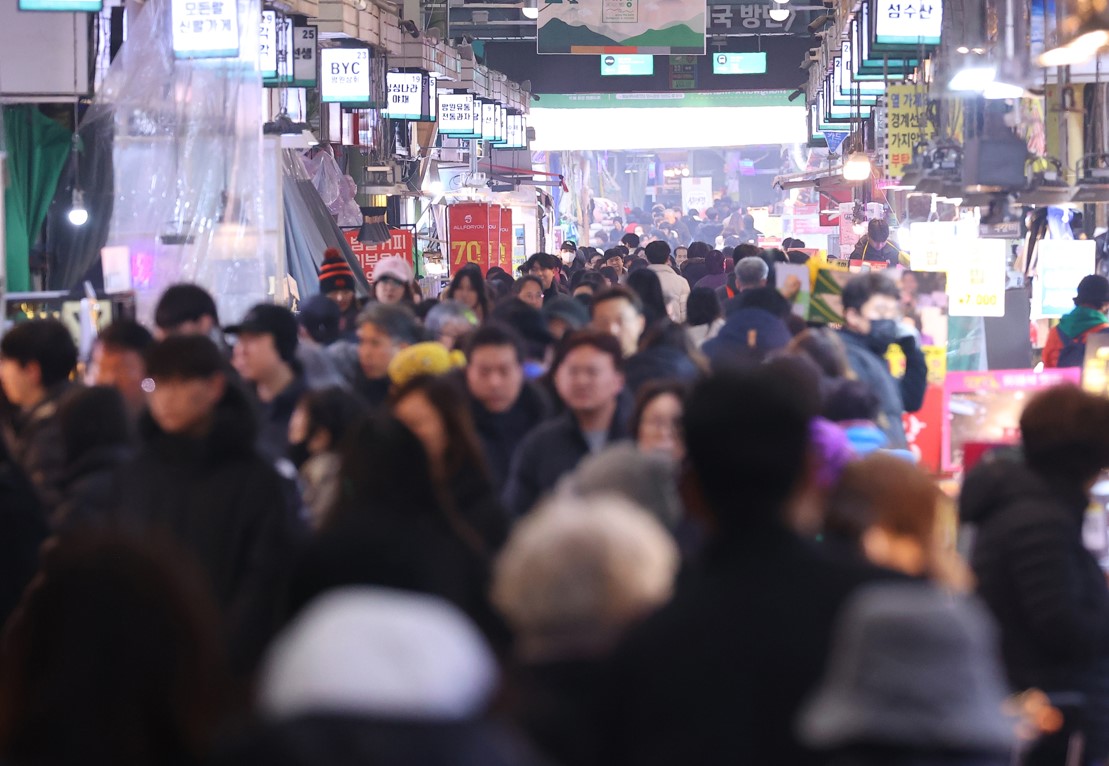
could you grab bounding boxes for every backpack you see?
[1057,326,1107,367]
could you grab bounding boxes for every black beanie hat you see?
[320,248,357,294]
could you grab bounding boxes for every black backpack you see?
[1057,326,1106,367]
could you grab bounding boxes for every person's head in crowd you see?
[153,284,220,339]
[604,247,628,275]
[620,233,640,253]
[735,256,769,292]
[599,265,621,287]
[492,495,678,662]
[826,454,970,590]
[588,251,604,269]
[626,269,668,327]
[559,240,578,267]
[0,533,227,766]
[464,323,527,415]
[674,246,688,265]
[1074,274,1109,312]
[797,584,1015,766]
[542,296,591,342]
[571,270,607,299]
[632,380,687,461]
[387,342,466,390]
[683,367,816,535]
[371,257,415,305]
[298,295,342,346]
[392,374,490,487]
[644,241,671,266]
[58,385,130,461]
[560,445,683,530]
[318,248,358,315]
[551,331,626,422]
[526,253,561,291]
[226,304,300,395]
[867,218,891,249]
[687,241,710,262]
[445,266,490,321]
[490,300,555,373]
[0,320,78,410]
[703,249,725,276]
[687,287,722,329]
[288,385,364,474]
[144,336,229,438]
[591,287,647,358]
[842,273,902,347]
[1020,384,1109,488]
[356,303,421,382]
[424,301,478,351]
[704,208,719,223]
[788,327,851,382]
[823,378,882,425]
[86,320,154,417]
[513,275,546,310]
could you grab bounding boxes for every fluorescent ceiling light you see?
[949,65,997,92]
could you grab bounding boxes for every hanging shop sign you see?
[1033,239,1097,318]
[320,48,372,105]
[885,82,932,180]
[448,203,496,272]
[439,93,476,136]
[481,100,498,141]
[472,97,485,138]
[853,2,918,77]
[601,54,654,76]
[264,12,294,86]
[712,52,766,75]
[260,10,278,79]
[908,221,956,272]
[497,208,513,273]
[946,239,1006,318]
[19,0,102,10]
[292,24,318,88]
[385,71,426,121]
[502,113,526,148]
[538,0,704,55]
[837,42,885,99]
[171,0,240,59]
[342,229,415,281]
[872,0,942,47]
[681,176,713,215]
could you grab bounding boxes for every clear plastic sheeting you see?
[86,0,282,326]
[283,149,368,302]
[302,149,362,228]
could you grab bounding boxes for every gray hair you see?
[491,494,678,661]
[735,256,769,288]
[356,302,422,344]
[425,300,477,337]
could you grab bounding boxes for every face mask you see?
[867,319,900,352]
[561,251,575,266]
[288,440,312,470]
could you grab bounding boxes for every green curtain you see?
[3,105,72,292]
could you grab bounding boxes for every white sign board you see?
[873,0,942,45]
[259,10,277,78]
[481,101,497,140]
[100,246,131,294]
[1033,239,1097,319]
[681,176,713,216]
[171,0,240,59]
[292,25,317,88]
[909,221,956,272]
[947,239,1006,317]
[320,48,370,104]
[385,72,424,120]
[438,93,474,135]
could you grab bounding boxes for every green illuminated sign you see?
[600,54,654,76]
[712,52,766,75]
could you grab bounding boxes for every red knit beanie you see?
[319,248,356,294]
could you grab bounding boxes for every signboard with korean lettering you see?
[260,10,277,79]
[601,55,654,76]
[712,52,766,75]
[292,25,317,88]
[538,0,704,55]
[448,203,496,272]
[1033,239,1097,319]
[472,98,485,138]
[946,239,1006,318]
[439,93,476,136]
[172,0,240,59]
[669,55,697,90]
[342,228,415,281]
[385,72,425,121]
[681,177,712,216]
[481,101,498,141]
[872,0,942,46]
[264,13,293,86]
[21,0,101,11]
[885,83,931,180]
[707,3,810,36]
[909,221,956,272]
[503,113,526,148]
[321,48,371,105]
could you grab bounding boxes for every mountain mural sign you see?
[538,0,706,55]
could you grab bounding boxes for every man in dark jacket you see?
[962,385,1109,765]
[837,273,926,449]
[503,331,630,518]
[526,252,567,304]
[464,323,550,495]
[115,336,301,672]
[0,319,78,513]
[849,218,906,267]
[603,367,894,766]
[352,303,422,407]
[703,287,792,368]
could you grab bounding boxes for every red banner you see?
[902,384,943,474]
[497,207,513,273]
[342,228,415,282]
[448,203,512,274]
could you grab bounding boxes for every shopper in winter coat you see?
[1043,274,1109,368]
[464,324,552,495]
[961,384,1109,765]
[114,336,302,674]
[287,387,366,528]
[702,294,792,368]
[0,319,78,513]
[0,437,47,630]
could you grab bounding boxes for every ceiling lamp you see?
[842,152,873,182]
[68,188,88,227]
[769,6,790,21]
[521,0,538,19]
[1039,0,1109,67]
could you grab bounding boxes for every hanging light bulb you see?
[768,7,790,21]
[68,188,88,226]
[842,152,873,182]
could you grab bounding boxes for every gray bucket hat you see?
[798,583,1016,754]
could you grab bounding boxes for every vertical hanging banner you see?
[885,83,932,180]
[538,0,705,54]
[264,12,294,86]
[172,0,241,59]
[259,10,278,79]
[292,24,318,88]
[448,204,493,271]
[498,207,513,273]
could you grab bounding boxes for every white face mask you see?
[561,250,576,266]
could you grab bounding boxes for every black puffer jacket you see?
[468,383,550,496]
[115,384,303,672]
[53,444,133,533]
[961,459,1109,695]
